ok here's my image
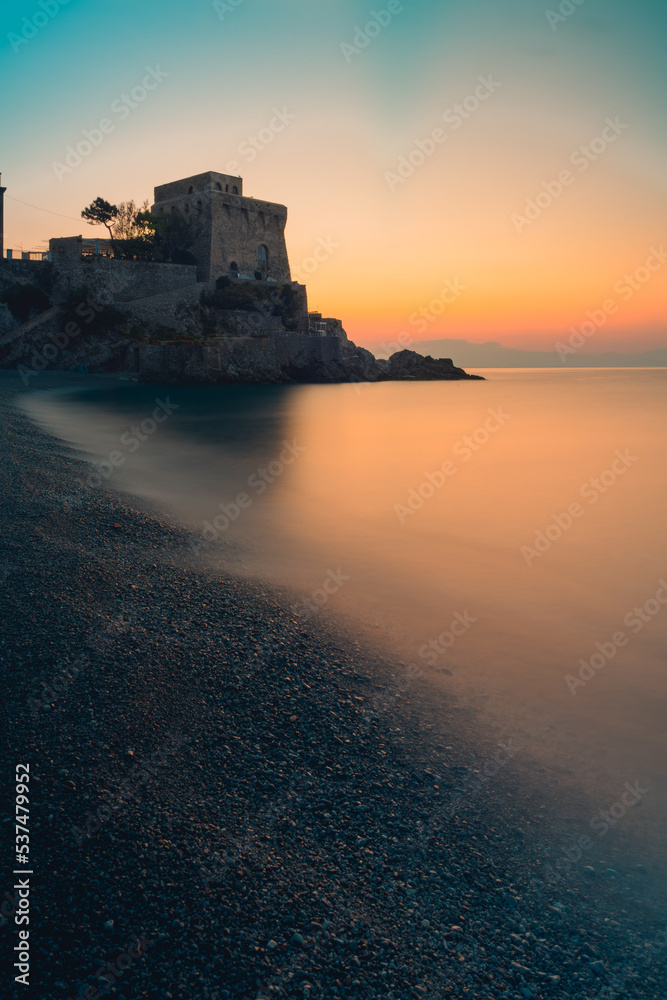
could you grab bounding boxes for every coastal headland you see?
[0,171,483,386]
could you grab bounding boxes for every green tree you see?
[81,198,118,247]
[81,198,198,264]
[60,286,126,337]
[111,199,150,240]
[150,207,198,264]
[113,208,161,261]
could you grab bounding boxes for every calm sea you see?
[24,368,667,889]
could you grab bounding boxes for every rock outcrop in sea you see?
[121,339,484,385]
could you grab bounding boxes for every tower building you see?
[152,171,291,283]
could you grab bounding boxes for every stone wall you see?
[202,310,287,338]
[123,279,310,338]
[49,237,198,303]
[152,171,291,283]
[123,284,204,334]
[0,259,50,283]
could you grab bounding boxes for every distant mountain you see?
[405,338,667,368]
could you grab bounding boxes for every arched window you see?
[258,244,269,269]
[188,185,194,194]
[229,261,239,275]
[215,182,222,191]
[225,185,229,192]
[232,186,238,194]
[196,200,202,209]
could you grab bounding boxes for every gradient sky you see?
[1,0,665,353]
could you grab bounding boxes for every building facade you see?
[151,170,291,283]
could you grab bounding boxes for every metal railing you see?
[81,239,114,257]
[3,250,51,261]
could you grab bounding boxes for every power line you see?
[6,195,84,223]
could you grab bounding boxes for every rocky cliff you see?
[1,317,484,385]
[121,339,484,385]
[0,267,483,384]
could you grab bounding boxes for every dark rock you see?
[384,349,484,381]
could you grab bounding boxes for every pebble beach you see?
[1,372,665,1000]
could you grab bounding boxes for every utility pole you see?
[0,173,6,260]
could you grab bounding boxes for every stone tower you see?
[152,171,291,283]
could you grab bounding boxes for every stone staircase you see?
[0,304,59,346]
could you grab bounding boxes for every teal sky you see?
[1,0,665,349]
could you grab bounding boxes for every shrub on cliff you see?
[60,287,127,337]
[277,284,300,331]
[201,277,300,330]
[83,198,199,265]
[0,282,51,322]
